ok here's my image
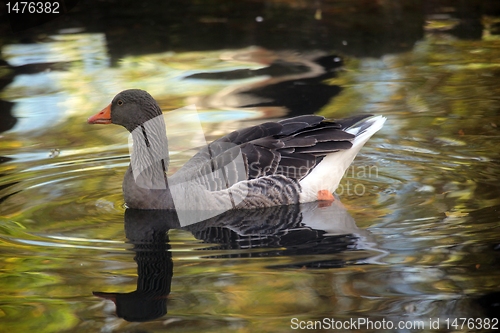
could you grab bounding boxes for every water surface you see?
[1,3,500,332]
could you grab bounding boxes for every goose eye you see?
[117,100,123,106]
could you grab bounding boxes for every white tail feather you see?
[299,115,386,202]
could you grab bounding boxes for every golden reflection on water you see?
[0,29,500,331]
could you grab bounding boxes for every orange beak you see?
[88,104,112,124]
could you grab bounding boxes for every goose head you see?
[88,89,163,132]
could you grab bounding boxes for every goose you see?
[88,89,385,212]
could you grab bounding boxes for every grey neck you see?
[129,115,170,191]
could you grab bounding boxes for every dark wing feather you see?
[223,122,283,144]
[248,136,285,149]
[293,127,354,141]
[275,154,318,179]
[175,121,284,177]
[278,115,324,126]
[242,143,280,179]
[293,141,353,154]
[278,122,313,135]
[282,136,317,147]
[173,114,367,190]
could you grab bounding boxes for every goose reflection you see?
[93,213,172,322]
[93,198,381,322]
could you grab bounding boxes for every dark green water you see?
[1,1,500,332]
